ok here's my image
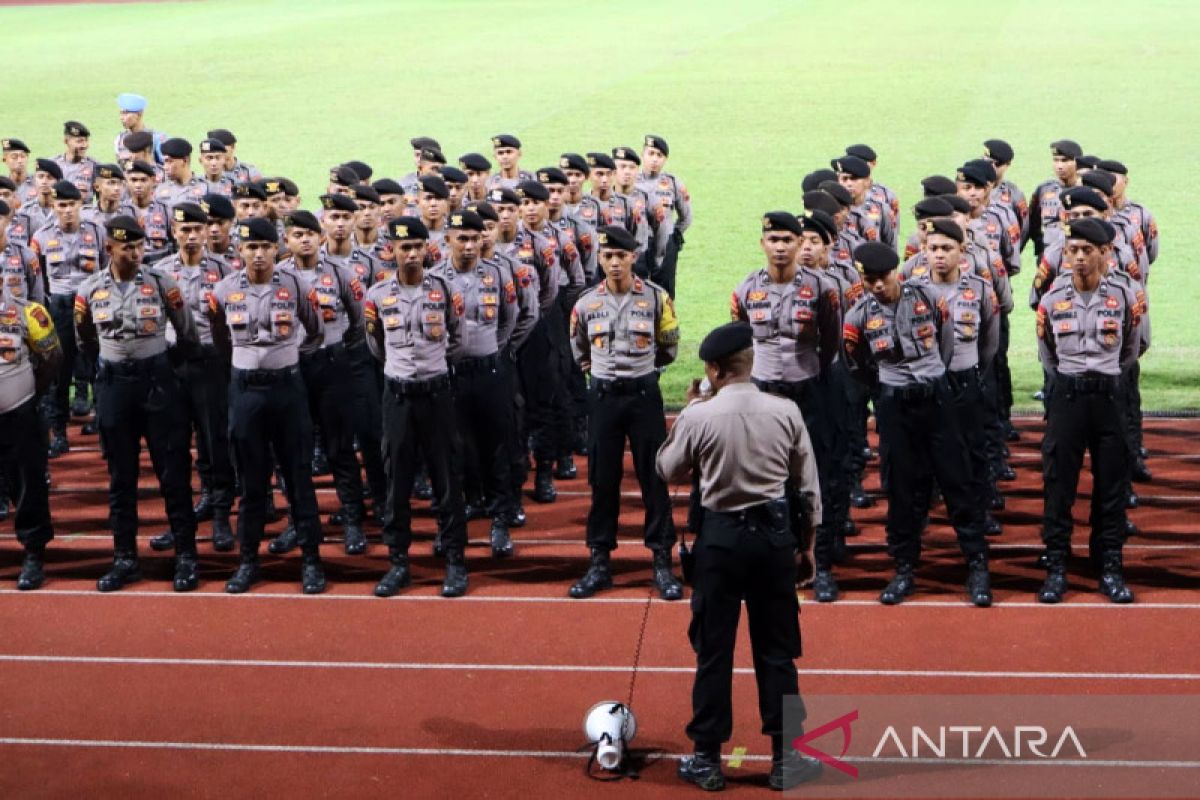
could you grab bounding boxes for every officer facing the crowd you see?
[1036,217,1143,604]
[364,216,470,598]
[0,286,62,590]
[567,225,682,601]
[74,215,201,592]
[841,242,992,607]
[204,217,328,595]
[657,321,824,792]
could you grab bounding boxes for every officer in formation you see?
[658,321,823,792]
[637,135,692,299]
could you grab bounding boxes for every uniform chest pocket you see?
[626,316,654,355]
[134,298,163,336]
[421,305,445,341]
[91,297,116,327]
[913,322,937,353]
[476,288,500,323]
[1052,314,1080,338]
[587,317,613,352]
[953,306,978,342]
[226,304,252,343]
[746,303,775,338]
[316,290,339,321]
[271,308,294,340]
[1096,315,1121,349]
[47,250,66,271]
[78,247,98,272]
[792,297,816,326]
[381,308,411,347]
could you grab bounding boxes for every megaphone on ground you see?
[583,701,638,771]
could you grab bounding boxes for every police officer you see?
[834,155,896,249]
[85,164,136,227]
[0,286,62,589]
[31,180,107,458]
[155,138,206,209]
[364,217,470,598]
[203,192,241,267]
[611,146,659,279]
[74,215,201,592]
[841,242,992,606]
[486,134,534,191]
[9,158,63,247]
[273,207,368,555]
[147,202,236,553]
[0,200,44,305]
[432,210,519,556]
[115,94,166,164]
[2,138,34,204]
[638,135,692,299]
[560,153,603,229]
[54,121,99,201]
[204,217,328,594]
[568,225,682,600]
[658,322,823,793]
[844,144,899,229]
[198,139,235,197]
[459,153,492,206]
[206,129,261,184]
[983,139,1029,250]
[126,161,174,264]
[1036,218,1142,604]
[731,211,844,600]
[119,132,164,183]
[1028,140,1082,258]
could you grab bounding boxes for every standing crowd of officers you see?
[0,92,1161,606]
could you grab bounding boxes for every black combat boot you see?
[441,549,468,597]
[966,553,992,607]
[301,553,327,595]
[812,569,839,603]
[343,507,367,555]
[532,462,556,503]
[1038,552,1068,603]
[374,552,411,597]
[489,518,514,558]
[211,510,235,552]
[769,736,824,791]
[1099,551,1134,603]
[652,548,683,600]
[173,554,200,592]
[879,560,916,605]
[677,748,725,792]
[17,549,45,591]
[569,548,613,599]
[268,523,299,555]
[850,478,873,508]
[553,455,577,480]
[149,530,176,551]
[192,487,214,521]
[225,557,260,594]
[97,553,141,592]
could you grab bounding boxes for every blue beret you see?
[117,93,147,113]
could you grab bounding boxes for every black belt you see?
[98,352,169,378]
[754,378,815,399]
[386,374,450,396]
[233,366,299,386]
[590,373,658,394]
[300,342,348,363]
[188,343,226,362]
[1056,373,1118,394]
[879,378,942,402]
[946,367,980,389]
[705,497,789,524]
[452,353,499,376]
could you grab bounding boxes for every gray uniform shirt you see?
[53,155,99,201]
[1037,276,1141,377]
[206,266,324,370]
[155,251,231,346]
[910,271,998,372]
[731,267,842,383]
[570,278,678,380]
[282,256,364,352]
[431,257,518,359]
[1,241,45,304]
[0,296,60,413]
[656,382,821,518]
[76,266,198,362]
[364,271,462,381]
[31,220,107,296]
[485,250,539,351]
[842,284,953,387]
[637,170,693,261]
[154,175,206,209]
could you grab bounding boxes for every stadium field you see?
[3,0,1198,408]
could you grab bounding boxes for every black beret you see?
[51,180,81,201]
[845,143,877,162]
[419,147,447,164]
[122,131,155,153]
[1096,159,1127,175]
[698,322,753,363]
[0,177,15,192]
[410,136,440,151]
[955,162,992,187]
[447,209,485,232]
[761,210,803,236]
[559,153,590,174]
[920,217,964,243]
[536,166,568,185]
[352,183,381,204]
[1063,217,1115,246]
[96,163,125,181]
[35,158,63,179]
[466,201,498,222]
[913,196,955,220]
[802,190,841,218]
[202,193,235,220]
[1080,170,1116,198]
[329,165,359,187]
[207,128,237,146]
[459,152,492,171]
[586,152,615,170]
[596,225,638,252]
[1076,155,1100,170]
[644,135,669,155]
[491,134,521,149]
[1,138,30,153]
[515,180,549,201]
[817,180,853,208]
[801,169,838,192]
[983,138,1014,164]
[921,175,957,197]
[372,178,404,196]
[344,160,373,181]
[278,177,299,197]
[799,208,837,244]
[439,166,468,185]
[939,193,972,214]
[171,202,208,225]
[285,210,322,233]
[64,120,90,138]
[106,215,146,242]
[487,187,519,206]
[128,159,158,178]
[385,216,429,241]
[199,138,227,154]
[234,182,267,200]
[612,146,640,165]
[0,200,9,216]
[161,138,193,158]
[832,155,870,178]
[418,175,449,199]
[854,242,900,275]
[238,217,279,244]
[1061,186,1107,212]
[1051,139,1083,159]
[962,158,998,183]
[320,193,359,213]
[258,178,285,197]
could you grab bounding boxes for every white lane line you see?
[1,737,1198,769]
[1,654,1197,681]
[1,589,1199,608]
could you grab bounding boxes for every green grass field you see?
[5,0,1198,409]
